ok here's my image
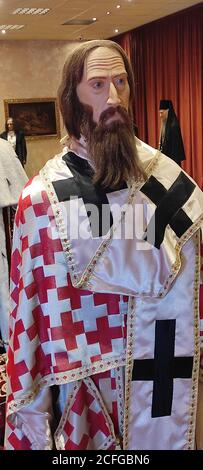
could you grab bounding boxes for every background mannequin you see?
[159,99,186,166]
[0,117,27,167]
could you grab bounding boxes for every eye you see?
[114,76,126,89]
[91,80,105,90]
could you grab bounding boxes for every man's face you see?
[7,118,14,130]
[76,46,130,124]
[159,109,169,121]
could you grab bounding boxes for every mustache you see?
[99,106,129,125]
[78,102,145,189]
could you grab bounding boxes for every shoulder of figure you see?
[40,152,70,178]
[15,173,48,228]
[20,174,43,206]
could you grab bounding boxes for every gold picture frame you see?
[4,98,60,140]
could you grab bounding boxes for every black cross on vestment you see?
[140,172,195,248]
[132,320,193,417]
[52,152,127,237]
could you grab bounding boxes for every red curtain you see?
[115,4,203,188]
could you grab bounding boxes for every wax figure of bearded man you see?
[5,40,203,450]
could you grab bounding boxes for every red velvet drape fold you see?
[115,4,203,188]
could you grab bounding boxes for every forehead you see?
[7,118,13,123]
[84,46,127,80]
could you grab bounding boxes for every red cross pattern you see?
[93,293,121,315]
[25,266,56,304]
[57,274,90,310]
[32,190,53,218]
[15,191,32,226]
[53,351,82,373]
[29,227,62,265]
[51,310,85,350]
[31,345,52,380]
[8,432,32,450]
[10,248,21,285]
[27,305,50,343]
[7,349,29,393]
[63,381,112,449]
[86,316,123,355]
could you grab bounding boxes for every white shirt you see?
[7,131,16,150]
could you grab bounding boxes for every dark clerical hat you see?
[159,99,173,110]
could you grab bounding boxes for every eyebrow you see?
[87,72,128,82]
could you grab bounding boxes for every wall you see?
[0,40,79,177]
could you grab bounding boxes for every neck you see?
[69,135,95,168]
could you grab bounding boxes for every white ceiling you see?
[0,0,199,41]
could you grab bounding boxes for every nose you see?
[107,82,121,106]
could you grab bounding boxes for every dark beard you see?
[81,105,145,189]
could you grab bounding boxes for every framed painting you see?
[4,98,60,140]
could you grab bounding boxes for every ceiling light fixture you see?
[12,8,50,15]
[63,19,96,25]
[0,24,25,31]
[115,28,119,33]
[1,29,6,34]
[116,5,121,8]
[106,11,110,15]
[92,17,97,21]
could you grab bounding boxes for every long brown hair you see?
[58,40,146,189]
[58,40,135,139]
